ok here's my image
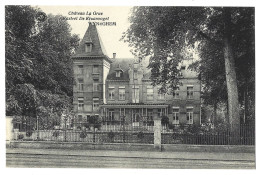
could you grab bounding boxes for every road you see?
[6,151,255,169]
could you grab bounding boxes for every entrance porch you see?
[100,104,169,132]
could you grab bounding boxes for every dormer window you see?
[134,63,138,69]
[179,65,185,77]
[85,42,92,53]
[116,71,121,77]
[114,64,123,78]
[134,71,138,80]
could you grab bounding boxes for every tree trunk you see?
[223,8,240,144]
[244,85,249,123]
[225,100,229,124]
[213,102,217,125]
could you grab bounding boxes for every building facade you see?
[71,24,201,129]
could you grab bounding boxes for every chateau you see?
[71,23,201,129]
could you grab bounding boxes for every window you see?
[120,115,125,122]
[86,115,90,123]
[173,87,180,99]
[78,97,84,111]
[93,98,99,111]
[186,108,193,124]
[132,86,139,103]
[187,86,193,99]
[78,115,83,122]
[93,65,99,73]
[119,108,126,116]
[78,79,84,91]
[144,109,153,126]
[78,65,84,74]
[108,87,115,100]
[119,87,125,100]
[116,71,121,77]
[108,109,115,121]
[147,86,153,101]
[133,71,138,80]
[132,110,141,126]
[147,110,153,121]
[133,113,140,122]
[158,108,164,117]
[134,63,138,69]
[85,43,92,52]
[158,92,165,100]
[93,82,99,92]
[172,108,179,124]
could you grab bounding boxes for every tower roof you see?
[72,23,108,58]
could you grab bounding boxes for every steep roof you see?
[107,58,198,81]
[107,58,134,80]
[71,23,108,58]
[107,58,152,80]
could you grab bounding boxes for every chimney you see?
[113,53,116,59]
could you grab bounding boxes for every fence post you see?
[36,116,39,140]
[64,117,67,142]
[123,116,126,143]
[6,116,14,147]
[154,117,161,151]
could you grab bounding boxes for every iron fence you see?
[162,124,255,145]
[13,129,154,144]
[11,116,254,145]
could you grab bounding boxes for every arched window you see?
[133,113,140,122]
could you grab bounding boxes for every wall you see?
[10,141,255,153]
[106,80,130,104]
[104,76,201,125]
[170,78,201,125]
[73,57,107,117]
[74,58,201,126]
[103,59,110,104]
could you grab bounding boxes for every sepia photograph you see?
[4,1,256,170]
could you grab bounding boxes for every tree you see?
[189,8,255,124]
[6,6,39,116]
[6,6,79,127]
[190,41,228,125]
[123,7,255,141]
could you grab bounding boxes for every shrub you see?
[83,123,89,129]
[187,125,201,134]
[26,130,33,137]
[137,131,144,139]
[108,131,115,140]
[147,121,154,126]
[52,131,60,137]
[172,133,183,143]
[18,134,24,140]
[168,123,175,130]
[79,132,87,139]
[161,116,169,125]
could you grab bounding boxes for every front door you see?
[132,113,140,127]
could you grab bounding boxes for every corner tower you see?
[71,23,112,127]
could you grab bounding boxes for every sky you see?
[38,6,134,58]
